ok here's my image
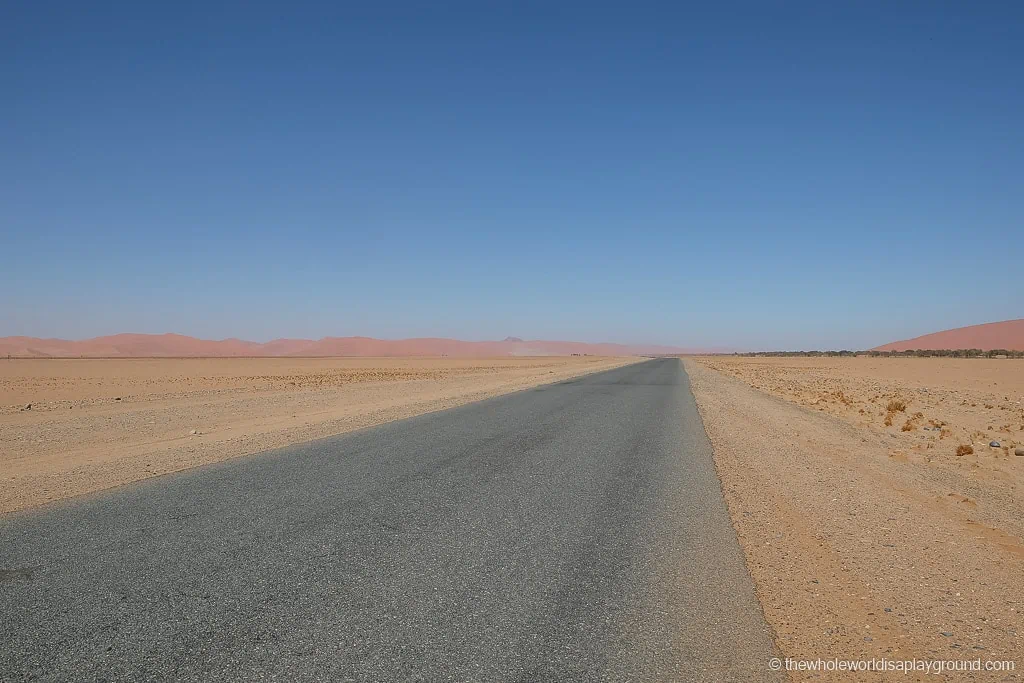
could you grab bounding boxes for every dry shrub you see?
[901,419,916,432]
[886,400,907,413]
[884,414,894,427]
[833,390,854,406]
[956,444,974,456]
[939,428,951,439]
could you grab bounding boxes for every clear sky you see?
[2,1,1021,350]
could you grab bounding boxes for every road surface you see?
[1,358,780,681]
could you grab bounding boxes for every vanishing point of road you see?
[1,358,780,682]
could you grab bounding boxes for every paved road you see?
[1,358,779,682]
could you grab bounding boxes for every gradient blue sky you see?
[2,1,1021,350]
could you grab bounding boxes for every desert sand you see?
[0,356,640,514]
[873,319,1024,352]
[690,356,1023,680]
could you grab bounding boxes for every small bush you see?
[956,445,974,456]
[833,390,853,406]
[901,419,916,432]
[886,400,907,413]
[884,414,894,427]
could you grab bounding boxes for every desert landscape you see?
[689,355,1024,680]
[0,355,640,514]
[4,325,1024,679]
[6,4,1022,677]
[0,333,692,358]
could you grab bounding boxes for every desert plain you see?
[690,356,1023,680]
[0,356,639,514]
[4,353,1023,679]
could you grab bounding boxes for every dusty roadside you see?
[686,358,1023,682]
[1,356,639,513]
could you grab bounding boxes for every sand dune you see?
[874,319,1024,351]
[0,333,694,358]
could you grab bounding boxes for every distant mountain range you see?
[0,333,699,358]
[873,319,1024,352]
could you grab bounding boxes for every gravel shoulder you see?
[686,359,1023,681]
[0,356,639,513]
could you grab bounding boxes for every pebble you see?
[190,429,199,435]
[989,441,1001,448]
[23,403,31,410]
[1016,448,1024,457]
[940,631,953,637]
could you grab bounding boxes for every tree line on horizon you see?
[731,349,1023,358]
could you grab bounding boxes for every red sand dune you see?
[873,319,1024,352]
[0,333,698,358]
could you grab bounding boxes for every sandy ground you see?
[688,357,1023,681]
[0,356,639,514]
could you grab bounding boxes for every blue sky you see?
[2,1,1021,350]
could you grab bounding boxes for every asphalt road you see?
[1,358,780,682]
